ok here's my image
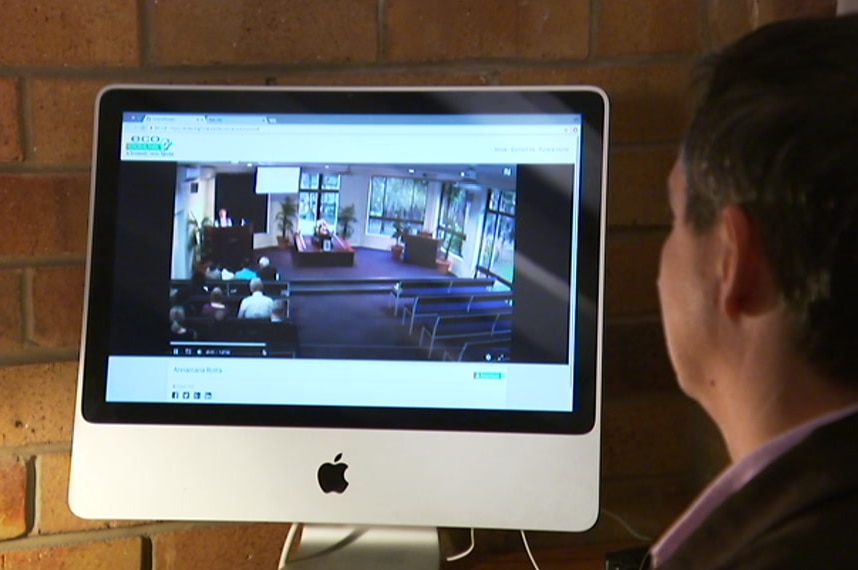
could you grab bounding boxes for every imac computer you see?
[69,86,609,544]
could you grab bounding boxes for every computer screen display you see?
[70,86,607,532]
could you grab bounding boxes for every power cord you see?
[444,527,476,562]
[277,509,649,569]
[519,530,541,570]
[517,509,650,570]
[277,522,303,569]
[600,508,652,542]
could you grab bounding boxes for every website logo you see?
[125,135,174,154]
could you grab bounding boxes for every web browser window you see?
[104,112,584,413]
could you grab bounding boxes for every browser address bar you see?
[141,124,576,136]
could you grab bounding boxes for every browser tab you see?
[205,115,270,124]
[141,114,207,124]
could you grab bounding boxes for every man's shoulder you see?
[664,411,858,569]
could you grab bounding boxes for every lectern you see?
[207,225,253,269]
[402,233,441,268]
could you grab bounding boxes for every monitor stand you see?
[282,524,440,570]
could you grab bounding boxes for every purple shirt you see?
[651,402,858,567]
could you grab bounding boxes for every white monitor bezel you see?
[70,85,608,532]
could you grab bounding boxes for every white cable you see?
[517,511,649,570]
[445,528,476,562]
[277,522,304,569]
[601,508,652,542]
[519,530,542,570]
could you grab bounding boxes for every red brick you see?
[0,174,90,257]
[273,70,492,87]
[151,0,378,65]
[0,537,143,570]
[0,79,23,162]
[0,270,23,350]
[602,318,676,399]
[609,146,675,228]
[501,63,693,145]
[756,0,837,22]
[385,0,590,61]
[29,80,107,165]
[605,232,665,316]
[0,1,138,66]
[26,76,495,166]
[31,265,86,349]
[597,0,702,55]
[601,394,697,479]
[32,78,347,163]
[37,452,142,535]
[0,455,28,540]
[709,0,836,48]
[38,453,91,535]
[154,523,292,570]
[0,363,77,447]
[708,0,756,48]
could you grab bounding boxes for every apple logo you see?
[317,453,349,494]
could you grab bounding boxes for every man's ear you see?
[718,205,777,318]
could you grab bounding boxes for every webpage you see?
[104,112,583,413]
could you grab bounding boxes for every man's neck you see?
[722,378,858,462]
[702,317,858,462]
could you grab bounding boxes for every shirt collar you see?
[651,401,858,567]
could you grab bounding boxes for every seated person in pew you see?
[172,271,208,315]
[169,306,197,340]
[270,298,288,322]
[234,259,258,280]
[237,278,274,319]
[201,287,229,321]
[204,263,221,280]
[257,256,279,280]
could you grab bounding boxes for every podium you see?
[402,234,441,268]
[207,225,253,270]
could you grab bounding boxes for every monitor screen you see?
[70,86,608,532]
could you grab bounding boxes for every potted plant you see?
[390,220,411,260]
[337,204,357,245]
[275,196,298,248]
[436,232,463,274]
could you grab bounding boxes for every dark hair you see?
[682,15,858,383]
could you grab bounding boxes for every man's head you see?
[674,15,858,385]
[249,278,264,293]
[210,287,224,303]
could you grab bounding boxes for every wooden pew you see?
[390,277,496,314]
[419,311,512,358]
[441,336,512,362]
[171,278,289,298]
[402,291,513,334]
[181,317,300,357]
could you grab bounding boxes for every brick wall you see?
[0,1,835,568]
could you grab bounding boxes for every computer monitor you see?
[69,86,608,533]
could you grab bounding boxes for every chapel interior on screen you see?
[169,163,520,363]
